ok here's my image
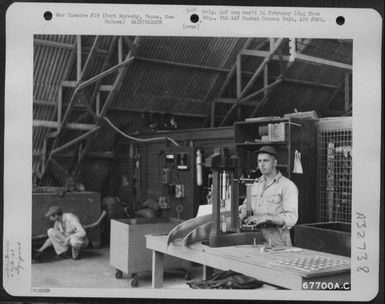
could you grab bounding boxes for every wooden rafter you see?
[51,127,100,155]
[240,38,284,99]
[78,91,99,122]
[34,38,109,56]
[282,78,338,90]
[216,39,317,125]
[236,52,242,98]
[240,49,290,61]
[100,37,140,117]
[49,157,69,177]
[249,95,268,118]
[71,36,141,177]
[57,85,63,127]
[263,65,268,97]
[118,37,123,63]
[206,39,256,128]
[33,120,96,131]
[239,48,352,71]
[55,36,102,135]
[344,72,350,112]
[294,53,352,70]
[219,38,284,126]
[46,151,115,160]
[208,39,268,127]
[123,36,138,54]
[80,36,102,80]
[219,75,272,125]
[61,80,77,87]
[77,56,135,90]
[247,46,306,118]
[33,42,79,183]
[76,36,82,81]
[218,39,260,98]
[239,78,282,104]
[34,38,75,49]
[135,56,232,74]
[43,36,111,178]
[88,37,118,111]
[214,98,260,106]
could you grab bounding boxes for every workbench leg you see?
[202,265,214,280]
[152,250,164,288]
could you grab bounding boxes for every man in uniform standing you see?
[240,146,298,246]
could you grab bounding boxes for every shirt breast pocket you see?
[266,194,282,213]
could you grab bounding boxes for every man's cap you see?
[255,145,277,156]
[45,205,62,217]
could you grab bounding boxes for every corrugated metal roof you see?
[138,37,238,68]
[33,35,352,192]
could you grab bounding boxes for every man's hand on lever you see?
[245,214,271,225]
[245,214,284,226]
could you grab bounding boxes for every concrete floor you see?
[31,246,279,290]
[31,246,199,289]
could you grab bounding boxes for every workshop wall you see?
[111,127,235,220]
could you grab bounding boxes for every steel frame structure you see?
[210,38,352,127]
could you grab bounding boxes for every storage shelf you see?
[235,141,288,147]
[277,164,289,168]
[234,116,317,224]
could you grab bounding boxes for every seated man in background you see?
[240,146,298,247]
[34,206,88,260]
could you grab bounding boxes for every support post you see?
[96,91,100,116]
[210,101,216,128]
[152,251,164,288]
[219,38,284,126]
[240,38,283,99]
[76,35,82,82]
[263,65,268,97]
[77,57,135,90]
[80,36,101,80]
[118,36,123,63]
[41,138,47,176]
[344,72,350,112]
[236,53,242,99]
[203,265,214,280]
[57,85,63,128]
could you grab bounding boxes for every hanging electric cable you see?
[103,116,180,147]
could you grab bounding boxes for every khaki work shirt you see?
[242,171,298,246]
[54,213,87,240]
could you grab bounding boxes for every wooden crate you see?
[110,219,188,280]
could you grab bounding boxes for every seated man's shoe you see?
[55,250,71,260]
[71,247,81,260]
[72,251,81,260]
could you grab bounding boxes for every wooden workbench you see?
[146,234,350,290]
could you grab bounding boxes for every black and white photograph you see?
[30,34,353,290]
[3,3,382,302]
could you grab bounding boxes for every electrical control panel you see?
[158,145,199,220]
